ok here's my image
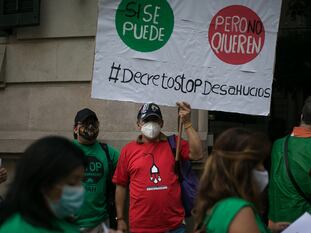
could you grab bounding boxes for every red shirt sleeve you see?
[112,145,129,186]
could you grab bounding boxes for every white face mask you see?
[141,122,161,139]
[252,169,269,192]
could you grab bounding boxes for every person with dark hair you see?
[193,128,271,233]
[113,102,203,233]
[73,108,120,233]
[0,136,87,233]
[269,96,311,230]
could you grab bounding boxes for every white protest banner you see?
[92,0,282,115]
[282,212,311,233]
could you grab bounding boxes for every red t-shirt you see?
[113,135,190,233]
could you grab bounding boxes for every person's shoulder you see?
[72,139,81,148]
[274,136,287,144]
[123,140,140,149]
[2,212,22,224]
[0,213,29,232]
[105,143,120,157]
[118,140,143,156]
[272,136,287,150]
[105,143,118,151]
[205,198,256,233]
[0,214,79,233]
[228,206,261,233]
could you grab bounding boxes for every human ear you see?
[160,120,164,128]
[136,121,142,130]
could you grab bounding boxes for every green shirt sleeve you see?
[107,144,120,170]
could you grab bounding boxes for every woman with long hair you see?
[0,136,87,233]
[193,128,271,233]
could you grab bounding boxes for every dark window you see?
[0,0,40,28]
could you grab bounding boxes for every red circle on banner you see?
[208,5,265,65]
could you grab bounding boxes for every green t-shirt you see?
[0,213,79,233]
[73,140,120,228]
[204,198,270,233]
[268,136,311,222]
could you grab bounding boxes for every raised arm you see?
[177,102,203,160]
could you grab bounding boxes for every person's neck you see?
[299,122,311,130]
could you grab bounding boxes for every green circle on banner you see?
[116,0,174,52]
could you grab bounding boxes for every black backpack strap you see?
[167,135,182,180]
[167,135,176,156]
[283,135,311,205]
[100,143,112,178]
[99,142,117,229]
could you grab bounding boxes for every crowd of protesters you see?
[0,99,310,233]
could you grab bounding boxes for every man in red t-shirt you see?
[113,102,203,233]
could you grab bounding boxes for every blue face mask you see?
[48,185,85,219]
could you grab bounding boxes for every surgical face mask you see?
[78,123,99,141]
[252,169,269,192]
[141,122,161,139]
[48,185,85,219]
